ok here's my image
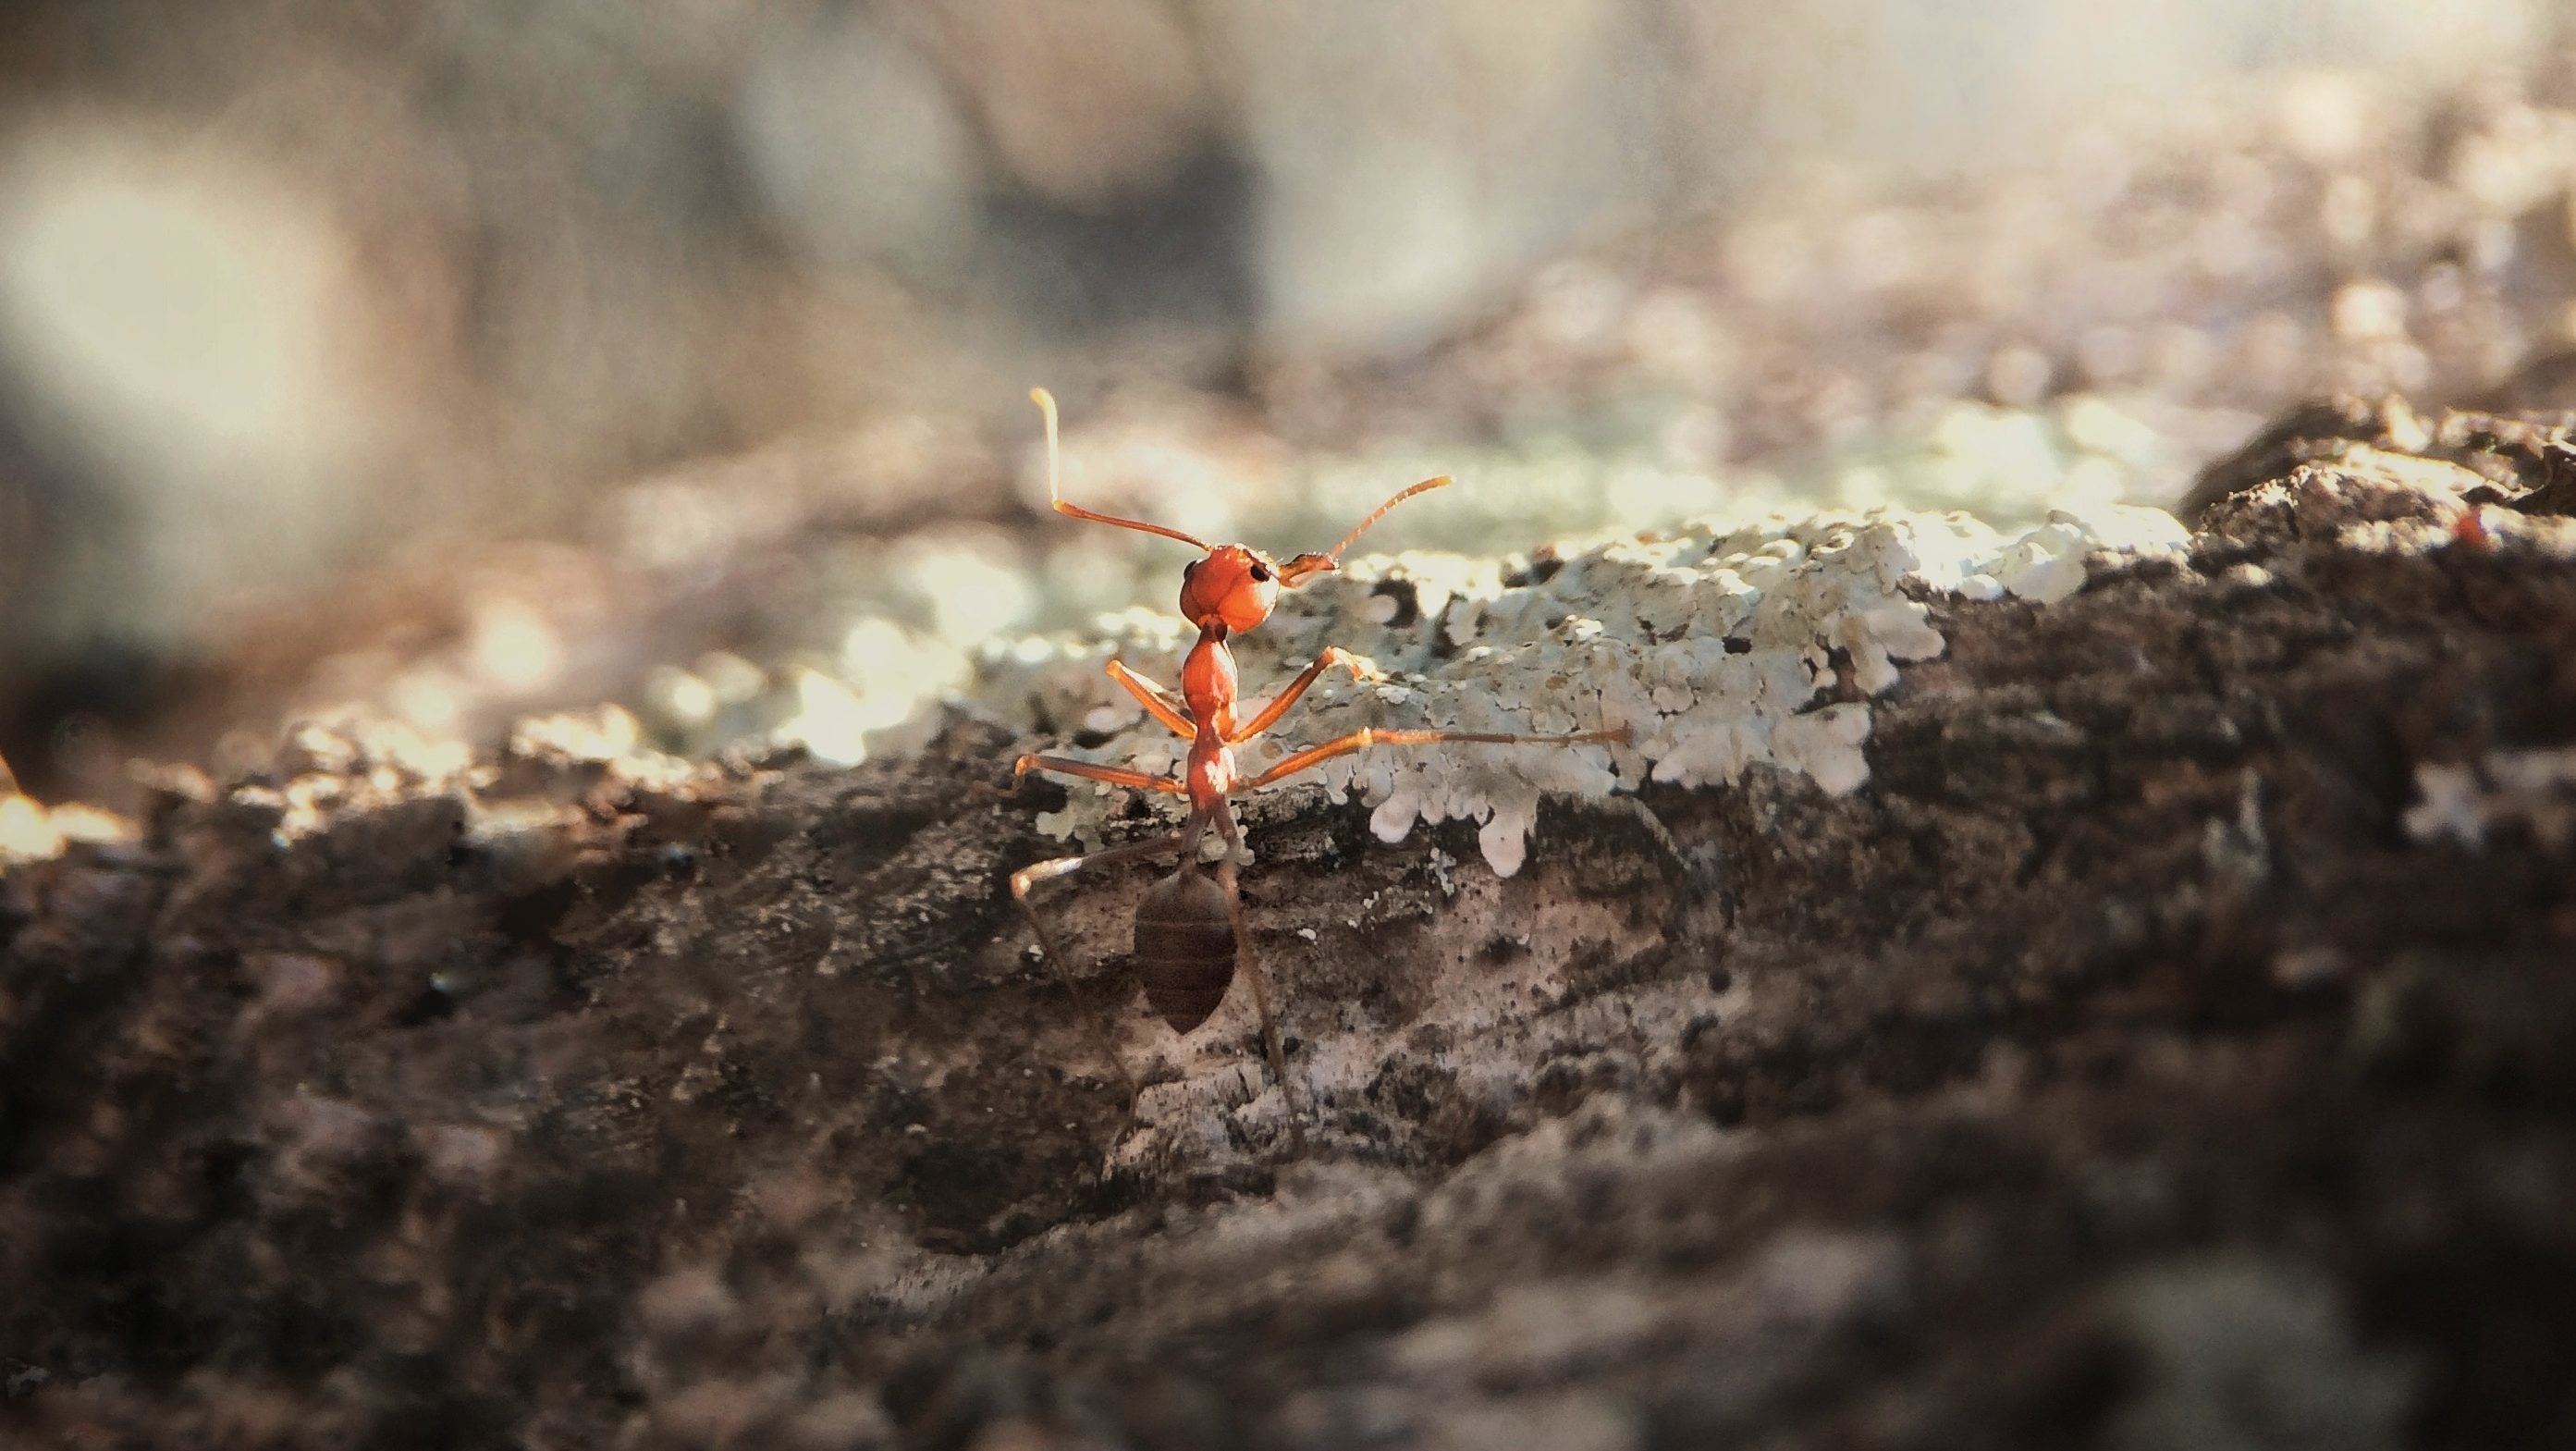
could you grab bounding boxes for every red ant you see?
[1008,388,1628,1148]
[2451,504,2493,551]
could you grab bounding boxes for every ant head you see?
[1180,545,1280,633]
[1029,387,1453,630]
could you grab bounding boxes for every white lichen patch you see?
[582,397,2184,778]
[975,498,2188,875]
[2403,746,2576,850]
[0,791,133,865]
[194,707,715,859]
[2339,498,2576,560]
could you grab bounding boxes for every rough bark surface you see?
[4,429,2574,1449]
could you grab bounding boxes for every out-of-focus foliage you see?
[0,0,2565,802]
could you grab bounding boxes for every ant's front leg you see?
[1011,830,1187,1104]
[1229,646,1384,744]
[1106,659,1196,738]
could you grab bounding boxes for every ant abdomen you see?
[1134,867,1235,1032]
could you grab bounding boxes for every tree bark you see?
[4,423,2573,1448]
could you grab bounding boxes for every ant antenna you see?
[1325,475,1452,563]
[1279,474,1454,586]
[1030,388,1212,551]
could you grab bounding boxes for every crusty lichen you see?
[975,497,2189,875]
[0,789,131,865]
[499,394,2203,878]
[0,747,133,864]
[2404,745,2576,851]
[194,707,706,860]
[588,397,2188,801]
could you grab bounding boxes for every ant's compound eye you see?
[1248,561,1273,583]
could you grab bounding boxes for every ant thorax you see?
[1179,626,1237,736]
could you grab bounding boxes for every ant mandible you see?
[1008,388,1628,1148]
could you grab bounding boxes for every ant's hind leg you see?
[1012,831,1185,1105]
[1213,815,1309,1155]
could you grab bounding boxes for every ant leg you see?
[1212,808,1308,1155]
[1227,646,1383,745]
[1106,659,1196,738]
[1014,754,1188,795]
[1238,724,1630,792]
[1011,830,1188,1104]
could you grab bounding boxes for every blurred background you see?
[4,0,2574,812]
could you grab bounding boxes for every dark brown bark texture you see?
[4,423,2574,1449]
